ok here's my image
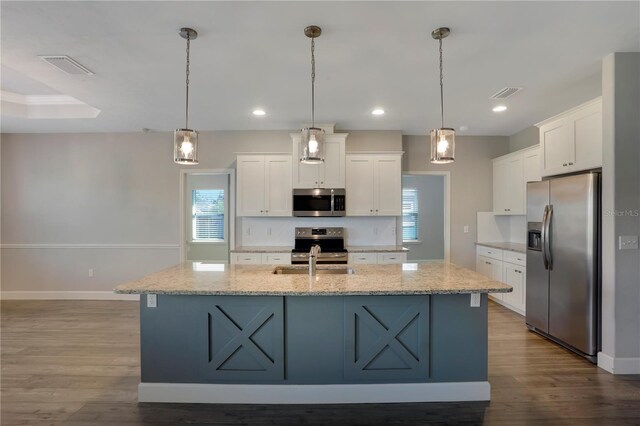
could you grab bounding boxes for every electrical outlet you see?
[619,235,639,250]
[464,226,469,234]
[147,294,157,308]
[470,294,481,307]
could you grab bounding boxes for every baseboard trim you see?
[138,381,491,404]
[0,291,139,301]
[598,352,640,374]
[488,295,525,316]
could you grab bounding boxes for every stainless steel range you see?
[291,227,348,264]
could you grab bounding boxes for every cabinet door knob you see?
[321,181,324,184]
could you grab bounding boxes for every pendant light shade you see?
[429,27,455,164]
[174,27,199,165]
[300,25,325,164]
[174,128,199,164]
[300,127,325,164]
[430,128,455,164]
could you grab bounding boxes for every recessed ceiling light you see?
[492,105,508,112]
[371,108,385,116]
[252,109,266,116]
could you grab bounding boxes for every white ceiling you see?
[1,1,638,135]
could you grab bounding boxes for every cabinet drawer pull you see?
[563,163,567,167]
[568,162,574,165]
[485,262,491,265]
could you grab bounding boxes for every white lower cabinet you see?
[231,253,262,265]
[476,246,526,315]
[231,252,291,265]
[348,253,378,264]
[261,253,291,265]
[502,262,526,314]
[377,252,407,264]
[348,252,407,265]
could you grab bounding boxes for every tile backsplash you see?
[237,216,398,247]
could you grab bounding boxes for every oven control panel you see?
[295,227,344,238]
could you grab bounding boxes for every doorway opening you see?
[179,169,235,263]
[401,173,450,262]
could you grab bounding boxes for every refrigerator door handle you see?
[544,205,553,270]
[541,205,549,270]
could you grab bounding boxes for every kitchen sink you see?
[273,267,355,275]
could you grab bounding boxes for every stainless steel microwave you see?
[293,189,346,217]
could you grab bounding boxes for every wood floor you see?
[1,300,639,426]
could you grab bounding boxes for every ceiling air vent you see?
[39,56,94,75]
[489,87,522,100]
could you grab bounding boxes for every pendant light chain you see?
[185,33,191,129]
[439,36,444,130]
[311,36,316,128]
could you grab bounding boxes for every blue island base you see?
[139,293,490,403]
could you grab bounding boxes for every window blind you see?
[402,188,419,241]
[192,189,225,241]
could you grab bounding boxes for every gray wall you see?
[402,175,445,261]
[402,135,510,269]
[601,52,640,366]
[508,126,539,152]
[0,129,404,294]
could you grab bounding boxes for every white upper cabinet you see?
[264,156,293,216]
[346,154,402,216]
[537,98,602,177]
[237,155,292,217]
[345,156,375,216]
[523,146,542,184]
[493,146,540,215]
[291,133,347,188]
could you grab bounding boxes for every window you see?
[402,188,419,242]
[192,189,225,241]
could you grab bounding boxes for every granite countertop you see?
[346,245,409,253]
[114,261,511,296]
[231,246,293,253]
[475,242,527,254]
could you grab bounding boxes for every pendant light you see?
[174,27,199,165]
[300,26,324,164]
[430,27,455,164]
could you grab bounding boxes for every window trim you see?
[191,188,226,243]
[402,187,419,243]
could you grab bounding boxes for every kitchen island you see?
[115,261,511,404]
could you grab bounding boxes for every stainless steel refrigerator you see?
[526,172,600,362]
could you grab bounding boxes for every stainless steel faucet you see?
[309,245,321,276]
